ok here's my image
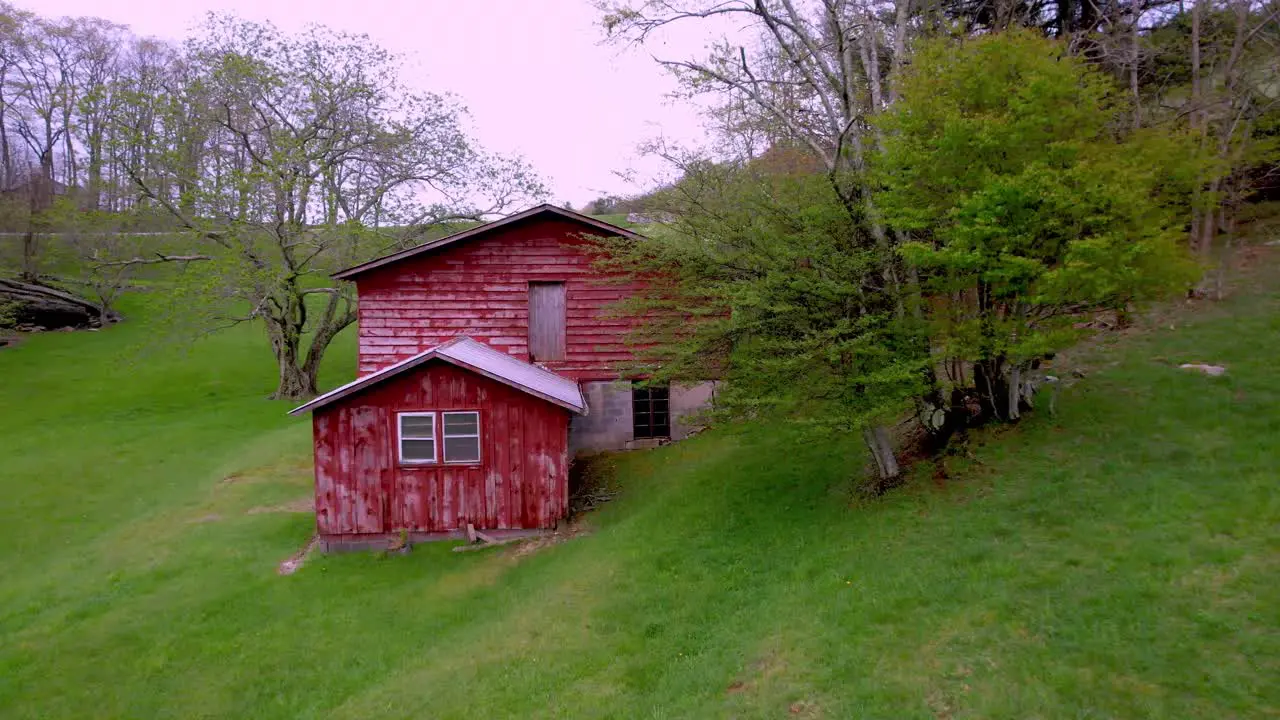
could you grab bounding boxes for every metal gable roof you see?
[331,203,643,280]
[288,337,587,416]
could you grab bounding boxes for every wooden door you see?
[528,282,566,362]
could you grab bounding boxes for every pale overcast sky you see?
[20,0,720,207]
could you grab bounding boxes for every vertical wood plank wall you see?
[313,361,570,536]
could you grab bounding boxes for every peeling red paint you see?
[312,361,570,536]
[353,216,642,380]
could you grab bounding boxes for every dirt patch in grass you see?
[723,644,824,717]
[508,520,592,560]
[246,497,313,515]
[726,650,788,695]
[278,535,318,575]
[220,459,312,486]
[788,699,822,717]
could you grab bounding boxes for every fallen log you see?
[0,278,120,328]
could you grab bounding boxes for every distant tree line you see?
[0,6,545,398]
[577,193,650,217]
[598,0,1279,487]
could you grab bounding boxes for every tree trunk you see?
[273,360,318,401]
[1130,0,1143,130]
[300,292,355,385]
[270,330,317,400]
[1215,205,1236,300]
[0,81,9,188]
[22,177,41,281]
[266,318,317,400]
[889,0,910,105]
[863,425,900,490]
[86,138,103,211]
[1006,364,1022,421]
[973,356,1012,422]
[1200,175,1220,260]
[266,290,356,401]
[21,232,37,281]
[1189,0,1205,251]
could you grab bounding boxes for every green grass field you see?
[1,252,1278,718]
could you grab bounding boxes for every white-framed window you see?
[397,412,437,464]
[442,411,481,464]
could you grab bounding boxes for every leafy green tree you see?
[878,31,1202,421]
[595,160,927,488]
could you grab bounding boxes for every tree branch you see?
[93,252,214,268]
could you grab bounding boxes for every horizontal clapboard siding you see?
[354,217,644,380]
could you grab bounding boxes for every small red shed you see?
[290,337,586,550]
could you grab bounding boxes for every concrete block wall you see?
[670,382,716,441]
[569,381,634,454]
[569,380,716,454]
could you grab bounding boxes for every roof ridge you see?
[440,337,579,383]
[459,336,575,370]
[330,204,642,280]
[288,335,586,416]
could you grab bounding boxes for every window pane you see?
[443,412,478,435]
[399,414,434,438]
[633,382,672,439]
[401,438,435,462]
[444,435,480,463]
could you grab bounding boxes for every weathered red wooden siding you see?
[312,360,570,536]
[355,216,642,380]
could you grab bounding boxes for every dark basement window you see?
[632,383,670,439]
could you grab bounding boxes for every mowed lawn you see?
[1,261,1279,719]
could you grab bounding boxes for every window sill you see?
[397,462,483,469]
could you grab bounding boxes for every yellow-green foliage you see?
[879,31,1202,370]
[593,165,927,435]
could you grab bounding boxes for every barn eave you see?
[289,336,587,416]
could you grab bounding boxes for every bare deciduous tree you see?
[115,16,546,399]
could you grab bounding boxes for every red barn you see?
[290,205,714,550]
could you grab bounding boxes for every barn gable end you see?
[306,346,573,543]
[342,206,644,380]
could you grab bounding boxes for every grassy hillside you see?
[1,255,1278,718]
